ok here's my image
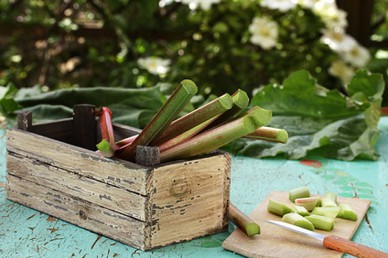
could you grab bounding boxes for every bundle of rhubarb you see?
[96,79,288,164]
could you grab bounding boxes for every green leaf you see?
[212,22,228,33]
[0,84,21,116]
[251,70,368,119]
[347,70,385,103]
[19,105,73,122]
[226,70,385,161]
[15,85,166,128]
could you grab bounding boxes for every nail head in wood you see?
[135,145,160,166]
[79,210,88,220]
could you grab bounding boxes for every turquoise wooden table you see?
[1,118,388,258]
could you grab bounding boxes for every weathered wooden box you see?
[6,105,231,250]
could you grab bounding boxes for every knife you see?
[267,220,388,258]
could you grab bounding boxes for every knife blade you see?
[267,220,388,258]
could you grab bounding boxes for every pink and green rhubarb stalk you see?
[117,79,198,161]
[160,106,272,162]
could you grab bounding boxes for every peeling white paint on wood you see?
[6,126,231,250]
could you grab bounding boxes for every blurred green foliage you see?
[369,0,388,103]
[1,0,386,98]
[0,0,386,160]
[225,70,384,161]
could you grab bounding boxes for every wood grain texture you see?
[223,191,371,258]
[6,125,231,250]
[148,153,231,249]
[7,153,147,220]
[30,118,73,144]
[112,123,141,140]
[73,104,97,150]
[7,129,150,195]
[17,111,32,131]
[136,145,160,166]
[323,235,388,258]
[7,175,147,249]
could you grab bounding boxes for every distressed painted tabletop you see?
[1,118,388,258]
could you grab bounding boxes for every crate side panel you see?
[222,153,231,228]
[7,153,147,221]
[7,175,146,249]
[96,123,141,143]
[114,124,141,140]
[30,118,74,144]
[7,129,149,195]
[149,153,231,248]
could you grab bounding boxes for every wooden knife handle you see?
[323,235,388,258]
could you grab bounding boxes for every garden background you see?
[1,0,388,161]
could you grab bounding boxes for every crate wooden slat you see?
[7,128,149,195]
[6,105,231,250]
[7,175,146,248]
[30,118,74,144]
[149,156,230,247]
[7,153,148,220]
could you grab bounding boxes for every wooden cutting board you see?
[223,191,370,258]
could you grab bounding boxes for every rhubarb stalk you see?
[160,107,271,162]
[244,126,288,143]
[245,106,273,127]
[207,89,249,128]
[150,93,233,145]
[311,207,340,218]
[118,79,198,161]
[96,107,117,157]
[321,192,338,207]
[294,197,321,211]
[282,213,315,231]
[99,107,115,144]
[305,214,334,231]
[337,204,358,221]
[267,199,293,216]
[158,117,218,152]
[228,203,260,237]
[289,186,310,202]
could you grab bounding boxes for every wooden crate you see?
[6,105,231,250]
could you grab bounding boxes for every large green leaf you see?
[251,70,369,119]
[15,85,166,128]
[224,70,385,161]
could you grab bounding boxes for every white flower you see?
[159,0,220,10]
[321,29,371,68]
[375,49,388,59]
[322,9,347,30]
[249,17,279,50]
[179,0,221,10]
[340,44,371,68]
[313,1,347,30]
[321,29,357,52]
[159,0,175,8]
[11,55,22,63]
[294,0,320,9]
[260,0,297,12]
[312,0,337,13]
[294,0,336,10]
[137,57,171,75]
[328,60,354,84]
